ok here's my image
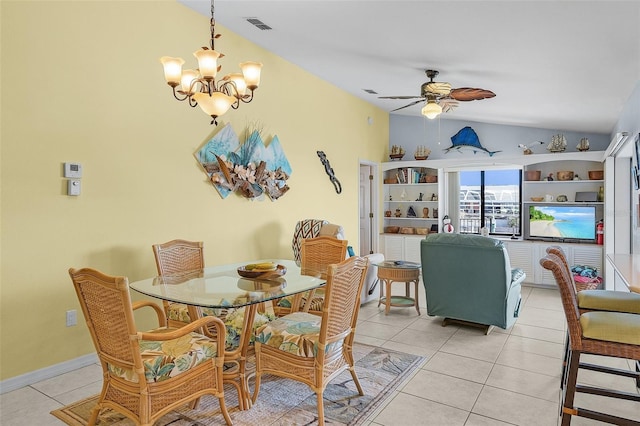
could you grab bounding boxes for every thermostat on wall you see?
[64,162,82,178]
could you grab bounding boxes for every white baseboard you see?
[0,353,99,394]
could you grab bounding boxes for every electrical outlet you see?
[66,309,77,327]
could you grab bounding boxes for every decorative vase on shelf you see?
[597,186,604,202]
[423,207,429,218]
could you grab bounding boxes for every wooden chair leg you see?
[316,391,325,426]
[561,349,581,426]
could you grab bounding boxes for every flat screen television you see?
[523,204,601,243]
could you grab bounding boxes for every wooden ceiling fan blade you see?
[390,99,424,112]
[450,88,496,101]
[379,95,424,100]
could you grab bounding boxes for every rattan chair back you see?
[70,268,139,369]
[152,239,204,327]
[300,236,348,279]
[320,256,369,345]
[152,239,204,275]
[540,254,583,349]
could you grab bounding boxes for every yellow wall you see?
[0,1,388,380]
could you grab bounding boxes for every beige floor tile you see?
[406,314,458,332]
[30,364,102,398]
[54,380,103,405]
[472,385,558,425]
[355,321,405,340]
[373,392,469,426]
[485,364,559,402]
[503,334,564,359]
[510,322,566,344]
[0,386,57,417]
[380,340,436,358]
[524,288,563,311]
[515,305,566,330]
[354,333,387,348]
[496,347,562,377]
[439,328,508,363]
[390,326,456,351]
[464,413,514,426]
[401,370,483,411]
[0,390,62,426]
[423,352,494,384]
[365,309,421,328]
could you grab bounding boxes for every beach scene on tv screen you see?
[529,206,596,239]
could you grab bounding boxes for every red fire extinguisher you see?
[596,220,604,245]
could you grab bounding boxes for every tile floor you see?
[1,285,639,425]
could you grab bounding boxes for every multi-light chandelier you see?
[160,0,263,125]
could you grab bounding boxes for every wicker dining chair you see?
[539,254,640,425]
[545,245,640,391]
[152,239,205,328]
[273,236,348,317]
[253,256,369,425]
[69,267,231,426]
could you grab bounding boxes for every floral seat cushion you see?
[166,303,219,324]
[221,306,275,350]
[277,289,325,312]
[168,300,275,351]
[107,331,219,383]
[254,312,342,357]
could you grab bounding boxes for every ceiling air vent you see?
[363,89,378,95]
[246,18,272,31]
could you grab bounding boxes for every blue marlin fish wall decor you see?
[444,126,501,156]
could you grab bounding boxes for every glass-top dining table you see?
[129,258,325,410]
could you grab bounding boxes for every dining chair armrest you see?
[139,316,226,356]
[132,300,167,327]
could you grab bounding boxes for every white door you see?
[359,164,373,255]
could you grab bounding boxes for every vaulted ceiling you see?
[181,1,640,134]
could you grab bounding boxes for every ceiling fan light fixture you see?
[421,100,442,119]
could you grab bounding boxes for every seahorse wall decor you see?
[316,151,342,194]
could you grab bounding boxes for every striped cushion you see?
[580,311,640,345]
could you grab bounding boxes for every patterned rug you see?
[51,344,424,426]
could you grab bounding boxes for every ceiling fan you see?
[379,70,496,119]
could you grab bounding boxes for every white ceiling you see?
[180,1,640,134]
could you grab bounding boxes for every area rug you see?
[51,344,424,426]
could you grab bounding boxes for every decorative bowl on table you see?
[237,263,287,279]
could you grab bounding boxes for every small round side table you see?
[376,260,421,315]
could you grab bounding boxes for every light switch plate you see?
[64,162,82,178]
[67,179,81,196]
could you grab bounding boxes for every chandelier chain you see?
[209,1,216,50]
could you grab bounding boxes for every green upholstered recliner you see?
[421,233,525,333]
